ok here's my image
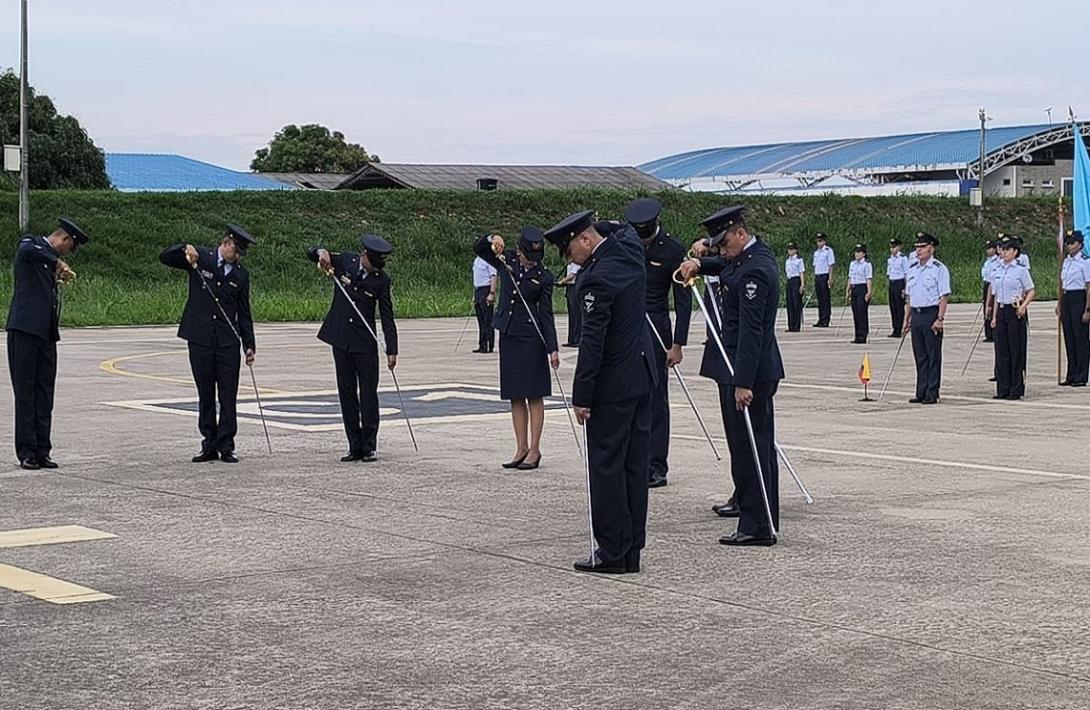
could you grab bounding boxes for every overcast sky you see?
[1,0,1084,170]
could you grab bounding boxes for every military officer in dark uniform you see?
[308,235,399,462]
[5,218,88,469]
[160,225,256,463]
[543,210,656,573]
[679,206,784,546]
[624,197,692,488]
[903,232,950,405]
[473,227,559,470]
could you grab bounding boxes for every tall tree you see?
[250,124,380,173]
[0,69,110,189]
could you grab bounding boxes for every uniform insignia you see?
[229,281,238,288]
[649,261,662,267]
[530,278,540,285]
[200,269,214,279]
[583,292,596,313]
[340,274,352,286]
[745,281,758,300]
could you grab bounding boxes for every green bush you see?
[0,190,1069,326]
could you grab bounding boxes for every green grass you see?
[0,190,1070,326]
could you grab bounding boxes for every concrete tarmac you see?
[1,302,1087,709]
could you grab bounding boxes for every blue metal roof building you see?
[105,153,294,192]
[639,123,1090,195]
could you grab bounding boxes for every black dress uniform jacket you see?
[5,235,62,342]
[573,223,657,408]
[697,239,785,388]
[472,236,558,352]
[307,248,399,355]
[644,232,693,348]
[159,245,256,352]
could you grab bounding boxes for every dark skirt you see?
[499,334,551,400]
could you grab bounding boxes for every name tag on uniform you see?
[530,278,540,285]
[649,261,663,267]
[200,269,214,279]
[229,281,238,288]
[340,275,352,286]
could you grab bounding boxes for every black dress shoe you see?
[712,502,741,518]
[36,455,59,469]
[851,339,866,344]
[648,473,668,488]
[502,453,529,469]
[921,398,937,405]
[988,377,997,382]
[517,456,541,470]
[1072,382,1087,387]
[573,556,628,574]
[992,394,1007,400]
[191,450,218,463]
[625,551,641,573]
[887,332,901,338]
[983,337,994,343]
[19,456,39,470]
[908,397,923,404]
[1006,395,1022,401]
[341,451,364,462]
[1059,381,1072,386]
[361,451,377,462]
[471,348,486,353]
[719,531,777,546]
[219,451,239,464]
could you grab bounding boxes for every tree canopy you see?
[0,69,110,189]
[250,124,380,173]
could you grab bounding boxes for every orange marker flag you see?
[857,353,872,384]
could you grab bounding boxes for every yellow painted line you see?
[0,563,115,604]
[99,351,285,394]
[0,525,117,549]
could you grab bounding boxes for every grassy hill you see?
[0,189,1068,326]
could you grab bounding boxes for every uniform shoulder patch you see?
[744,280,759,300]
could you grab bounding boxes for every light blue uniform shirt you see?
[1061,254,1090,291]
[812,246,835,275]
[989,261,1034,304]
[848,259,873,285]
[905,258,951,307]
[785,255,805,279]
[887,253,909,280]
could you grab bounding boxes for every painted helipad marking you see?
[99,351,285,394]
[0,525,117,549]
[104,382,569,431]
[673,434,1083,481]
[0,525,116,604]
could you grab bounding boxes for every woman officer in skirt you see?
[473,227,560,469]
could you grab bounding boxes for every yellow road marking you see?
[0,525,117,549]
[0,563,115,604]
[99,351,285,394]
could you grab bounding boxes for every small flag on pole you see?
[858,353,874,401]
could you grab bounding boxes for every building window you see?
[1064,178,1074,197]
[1041,179,1055,188]
[1021,179,1034,187]
[1002,178,1011,186]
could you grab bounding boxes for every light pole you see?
[18,0,29,232]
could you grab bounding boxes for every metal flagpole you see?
[643,313,720,461]
[326,270,419,452]
[191,265,273,454]
[679,274,777,537]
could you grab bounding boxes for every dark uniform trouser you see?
[587,392,651,564]
[649,339,670,479]
[1061,290,1090,384]
[7,330,57,460]
[994,305,1027,398]
[786,276,802,331]
[721,380,779,538]
[910,306,942,401]
[188,338,241,454]
[850,283,869,341]
[566,283,581,344]
[888,279,905,335]
[982,283,994,341]
[332,346,381,453]
[473,285,494,351]
[815,273,831,325]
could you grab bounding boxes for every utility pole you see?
[18,0,30,232]
[976,107,987,226]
